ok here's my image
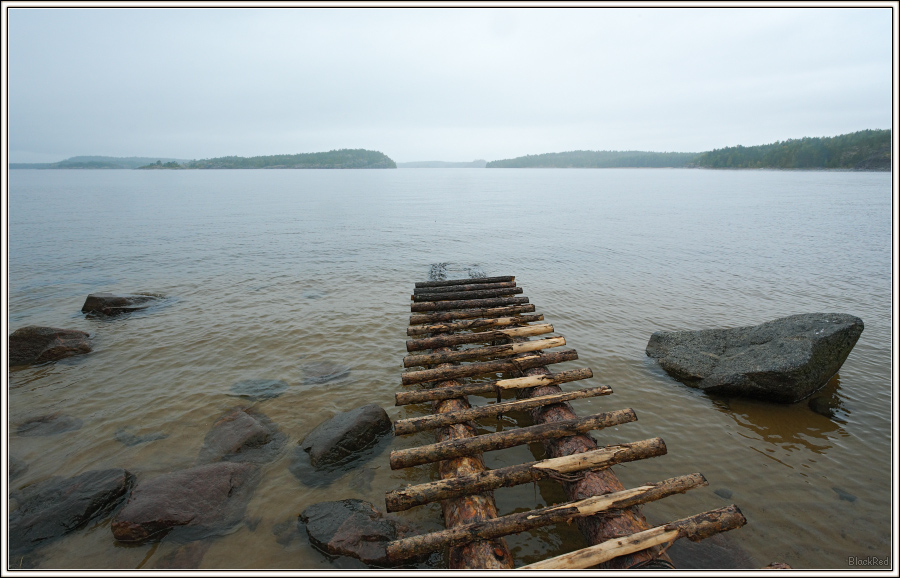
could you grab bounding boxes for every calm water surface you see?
[6,168,893,569]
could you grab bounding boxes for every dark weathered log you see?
[412,287,523,302]
[386,473,705,561]
[395,368,596,406]
[431,347,513,568]
[403,337,565,368]
[519,505,746,569]
[389,409,637,469]
[406,323,553,351]
[394,386,612,435]
[416,276,514,288]
[414,281,517,295]
[409,307,538,328]
[401,349,578,386]
[411,296,529,313]
[385,438,667,512]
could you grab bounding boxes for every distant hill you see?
[172,149,396,169]
[688,129,891,170]
[486,150,698,168]
[397,160,487,168]
[10,156,189,169]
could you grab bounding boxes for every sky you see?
[5,6,895,163]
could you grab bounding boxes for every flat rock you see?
[9,326,92,366]
[300,361,351,385]
[299,404,391,469]
[228,379,289,401]
[196,407,286,464]
[18,413,84,437]
[81,292,158,315]
[9,468,135,557]
[299,499,414,566]
[646,313,864,403]
[111,462,260,544]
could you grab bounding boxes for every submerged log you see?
[408,308,539,329]
[386,473,705,561]
[414,281,517,295]
[403,337,565,368]
[412,287,523,302]
[394,386,613,435]
[411,296,529,313]
[389,409,637,469]
[385,438,667,512]
[401,349,578,386]
[395,368,597,406]
[406,323,553,351]
[519,505,747,569]
[416,276,514,288]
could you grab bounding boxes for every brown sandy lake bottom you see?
[6,168,893,570]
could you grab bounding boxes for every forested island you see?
[139,149,396,169]
[486,129,890,170]
[10,156,188,169]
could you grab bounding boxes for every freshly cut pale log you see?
[414,281,516,295]
[385,438,667,512]
[406,323,553,351]
[395,368,597,406]
[394,386,612,435]
[386,473,704,561]
[409,308,538,328]
[518,505,747,570]
[389,409,636,469]
[411,296,529,313]
[411,287,523,302]
[403,337,565,368]
[416,276,514,288]
[401,350,578,386]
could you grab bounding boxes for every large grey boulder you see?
[646,313,863,403]
[299,405,391,469]
[9,326,92,366]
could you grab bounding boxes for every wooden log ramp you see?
[384,275,747,569]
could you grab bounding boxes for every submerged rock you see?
[646,313,864,403]
[10,456,29,480]
[299,499,416,566]
[81,292,158,316]
[9,326,92,366]
[808,395,843,419]
[114,426,169,447]
[832,486,857,502]
[228,379,289,401]
[17,413,84,437]
[299,405,391,469]
[196,407,286,464]
[111,462,260,544]
[300,361,351,385]
[9,468,134,557]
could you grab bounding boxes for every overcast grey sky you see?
[6,6,894,163]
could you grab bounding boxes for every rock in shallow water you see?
[228,379,289,401]
[300,361,351,385]
[81,292,158,315]
[114,426,169,447]
[299,405,391,469]
[8,326,92,366]
[9,468,135,556]
[646,313,864,403]
[196,407,286,464]
[17,413,84,437]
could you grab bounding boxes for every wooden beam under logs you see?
[416,276,514,288]
[385,438,667,512]
[386,473,706,562]
[412,287,523,302]
[389,409,637,469]
[411,296,529,312]
[406,323,554,351]
[409,308,538,328]
[403,337,566,368]
[401,349,578,386]
[518,505,747,570]
[414,281,517,295]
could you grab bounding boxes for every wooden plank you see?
[408,308,539,329]
[411,296,529,312]
[406,323,553,351]
[403,337,565,368]
[389,409,637,469]
[416,276,514,288]
[401,349,578,386]
[411,287,523,302]
[414,281,516,295]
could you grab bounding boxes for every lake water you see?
[6,168,893,570]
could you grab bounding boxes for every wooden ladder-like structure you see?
[385,275,746,569]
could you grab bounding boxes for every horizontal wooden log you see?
[412,287,523,302]
[411,296,529,313]
[386,473,704,561]
[416,276,514,288]
[401,349,578,386]
[385,438,667,512]
[394,386,613,435]
[403,337,565,368]
[519,505,747,569]
[396,368,596,406]
[414,281,516,295]
[389,409,636,469]
[409,308,538,328]
[406,323,553,352]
